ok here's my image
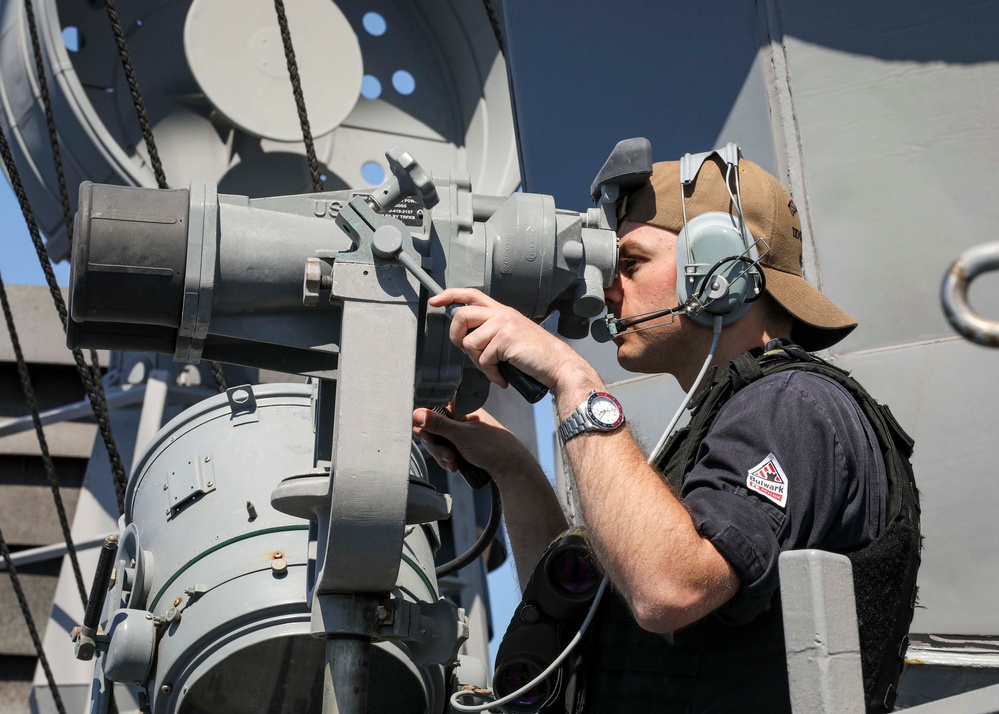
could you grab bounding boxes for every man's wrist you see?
[553,366,607,420]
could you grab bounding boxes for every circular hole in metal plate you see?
[362,161,385,185]
[361,74,382,99]
[62,26,82,52]
[392,69,416,95]
[362,11,387,36]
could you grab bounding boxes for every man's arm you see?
[552,364,740,632]
[425,288,740,633]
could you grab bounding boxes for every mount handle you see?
[430,407,492,490]
[498,362,548,404]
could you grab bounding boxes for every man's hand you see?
[413,404,569,589]
[430,288,588,393]
[413,406,531,477]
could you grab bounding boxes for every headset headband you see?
[679,142,742,185]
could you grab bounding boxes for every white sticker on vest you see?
[746,453,788,508]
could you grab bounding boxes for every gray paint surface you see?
[773,0,999,637]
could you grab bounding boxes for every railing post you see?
[779,549,865,714]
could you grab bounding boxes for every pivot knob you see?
[369,147,439,212]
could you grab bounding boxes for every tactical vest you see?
[563,345,921,714]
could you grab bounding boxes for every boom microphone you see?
[590,303,692,343]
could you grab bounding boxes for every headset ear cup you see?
[674,212,759,327]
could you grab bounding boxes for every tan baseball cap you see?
[621,154,856,351]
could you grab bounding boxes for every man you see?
[413,151,919,712]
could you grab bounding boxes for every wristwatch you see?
[557,391,625,442]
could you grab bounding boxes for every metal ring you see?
[941,242,999,347]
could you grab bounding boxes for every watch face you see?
[587,392,624,429]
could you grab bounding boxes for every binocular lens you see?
[494,660,552,710]
[549,547,600,597]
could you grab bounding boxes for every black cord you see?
[0,526,69,714]
[695,255,766,305]
[273,0,324,193]
[436,480,502,578]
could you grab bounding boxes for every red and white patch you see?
[746,453,788,508]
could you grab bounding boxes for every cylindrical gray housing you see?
[71,182,190,328]
[124,383,442,713]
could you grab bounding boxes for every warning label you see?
[746,453,788,508]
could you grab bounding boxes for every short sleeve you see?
[678,371,886,625]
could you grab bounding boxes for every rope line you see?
[23,1,120,455]
[210,361,227,392]
[102,0,229,392]
[0,526,68,714]
[0,121,129,514]
[103,0,167,189]
[273,0,324,193]
[482,0,506,54]
[22,0,73,241]
[12,0,97,606]
[0,271,88,607]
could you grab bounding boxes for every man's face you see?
[604,220,704,375]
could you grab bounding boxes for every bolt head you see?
[304,257,323,306]
[371,225,404,258]
[75,640,96,661]
[161,684,172,694]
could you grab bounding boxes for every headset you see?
[591,142,768,343]
[675,141,766,326]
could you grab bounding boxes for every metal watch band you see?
[557,410,590,442]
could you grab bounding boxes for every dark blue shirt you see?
[679,368,888,624]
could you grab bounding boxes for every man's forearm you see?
[490,456,568,591]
